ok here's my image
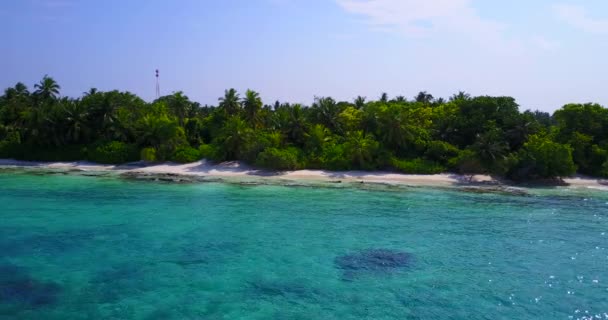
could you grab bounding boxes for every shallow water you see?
[0,173,607,319]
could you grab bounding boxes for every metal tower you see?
[155,69,160,99]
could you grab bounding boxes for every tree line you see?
[1,75,606,180]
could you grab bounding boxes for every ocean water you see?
[0,172,607,320]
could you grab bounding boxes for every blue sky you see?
[1,0,608,112]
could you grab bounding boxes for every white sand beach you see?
[1,159,607,190]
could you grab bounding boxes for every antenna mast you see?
[155,69,160,99]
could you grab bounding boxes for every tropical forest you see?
[1,75,606,181]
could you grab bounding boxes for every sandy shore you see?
[1,159,607,191]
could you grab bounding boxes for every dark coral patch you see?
[334,249,413,280]
[0,263,62,307]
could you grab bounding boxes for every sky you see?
[1,0,608,112]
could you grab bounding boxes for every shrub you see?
[88,141,138,164]
[0,140,20,158]
[140,147,157,162]
[343,131,381,170]
[424,141,460,164]
[390,158,445,174]
[256,147,301,170]
[171,146,201,163]
[508,135,576,180]
[199,144,221,161]
[488,153,520,176]
[0,142,86,162]
[601,160,608,178]
[447,149,485,174]
[320,143,351,171]
[238,131,281,163]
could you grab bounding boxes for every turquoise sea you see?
[1,171,607,319]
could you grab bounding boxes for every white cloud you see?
[530,35,560,51]
[335,0,569,56]
[553,4,608,34]
[336,0,508,42]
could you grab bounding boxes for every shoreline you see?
[1,159,607,192]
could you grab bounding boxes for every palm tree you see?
[450,91,471,102]
[3,83,29,101]
[34,75,60,100]
[219,116,251,160]
[137,114,184,151]
[166,91,192,126]
[354,96,366,109]
[394,95,407,103]
[287,104,307,145]
[305,124,332,154]
[379,92,389,103]
[23,102,64,146]
[415,91,434,104]
[506,119,534,149]
[311,97,343,133]
[83,88,98,96]
[344,131,379,169]
[62,99,90,143]
[473,128,509,165]
[242,89,262,128]
[377,106,415,153]
[218,88,241,115]
[94,92,120,138]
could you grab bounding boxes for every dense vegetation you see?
[1,75,606,180]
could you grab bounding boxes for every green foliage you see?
[1,76,606,180]
[88,141,138,164]
[472,126,509,166]
[390,158,445,174]
[157,91,194,126]
[184,118,203,146]
[342,131,381,170]
[338,107,363,132]
[509,135,576,180]
[198,144,220,162]
[170,146,201,163]
[243,89,263,128]
[320,143,351,171]
[140,147,157,162]
[136,113,186,160]
[591,145,608,176]
[0,140,21,158]
[447,149,485,174]
[305,124,332,155]
[238,131,282,163]
[553,103,608,175]
[601,160,608,177]
[215,116,253,160]
[310,97,344,133]
[0,143,86,161]
[256,147,301,170]
[218,88,241,116]
[444,96,522,148]
[424,141,460,164]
